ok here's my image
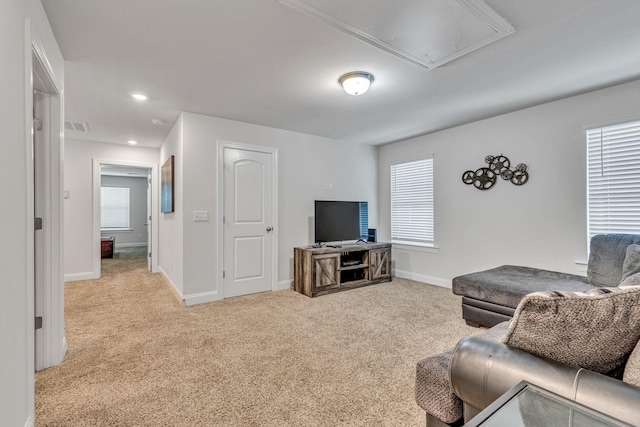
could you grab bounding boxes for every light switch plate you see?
[193,211,208,221]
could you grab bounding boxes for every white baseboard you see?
[159,266,185,304]
[183,291,220,306]
[62,337,68,359]
[115,242,147,249]
[64,271,99,282]
[24,417,34,427]
[393,269,452,289]
[158,267,220,306]
[278,279,292,291]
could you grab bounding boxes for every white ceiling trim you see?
[277,0,515,70]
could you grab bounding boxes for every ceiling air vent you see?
[64,120,90,132]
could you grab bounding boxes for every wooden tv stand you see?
[293,242,392,297]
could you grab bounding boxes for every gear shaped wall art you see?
[462,154,529,190]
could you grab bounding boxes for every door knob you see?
[266,226,273,232]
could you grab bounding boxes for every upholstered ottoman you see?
[451,233,640,328]
[452,265,592,327]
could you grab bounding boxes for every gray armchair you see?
[450,335,640,425]
[416,282,640,426]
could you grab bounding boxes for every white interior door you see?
[32,45,65,371]
[223,147,274,298]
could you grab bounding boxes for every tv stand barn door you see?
[294,243,392,297]
[313,253,339,291]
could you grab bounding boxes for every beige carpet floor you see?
[35,252,477,426]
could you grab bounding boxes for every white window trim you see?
[392,243,440,253]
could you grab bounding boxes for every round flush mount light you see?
[127,140,138,145]
[131,93,148,101]
[338,71,374,96]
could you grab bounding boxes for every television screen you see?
[315,200,368,244]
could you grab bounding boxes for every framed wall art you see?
[161,155,175,213]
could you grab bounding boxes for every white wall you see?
[64,139,159,280]
[159,116,184,294]
[379,78,640,287]
[101,175,148,247]
[0,0,63,424]
[159,112,378,304]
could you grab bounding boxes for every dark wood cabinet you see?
[294,243,392,297]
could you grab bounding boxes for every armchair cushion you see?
[415,348,461,423]
[502,286,640,374]
[414,322,510,423]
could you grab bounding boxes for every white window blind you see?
[358,201,369,240]
[587,120,640,239]
[390,157,434,246]
[101,187,130,229]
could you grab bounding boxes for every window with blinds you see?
[358,201,369,240]
[587,120,640,239]
[390,157,434,246]
[101,187,130,230]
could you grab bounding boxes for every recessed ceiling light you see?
[131,93,148,101]
[128,140,138,145]
[339,72,374,96]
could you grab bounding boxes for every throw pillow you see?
[621,244,640,282]
[587,234,640,286]
[502,286,640,374]
[623,339,640,387]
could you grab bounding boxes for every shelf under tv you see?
[293,242,392,297]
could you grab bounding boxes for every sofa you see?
[452,233,640,327]
[415,279,640,426]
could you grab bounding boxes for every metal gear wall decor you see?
[462,154,528,190]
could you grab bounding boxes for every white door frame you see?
[29,27,66,374]
[216,141,279,299]
[23,21,65,425]
[92,159,159,277]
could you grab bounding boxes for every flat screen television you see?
[314,200,368,244]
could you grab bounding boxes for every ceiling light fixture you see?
[338,71,374,96]
[131,93,148,101]
[127,140,138,145]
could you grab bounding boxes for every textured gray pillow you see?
[620,271,640,287]
[621,244,640,282]
[587,234,640,286]
[623,340,640,387]
[502,286,640,374]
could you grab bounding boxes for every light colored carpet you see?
[36,253,477,426]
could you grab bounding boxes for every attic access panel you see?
[278,0,514,69]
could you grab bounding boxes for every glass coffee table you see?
[464,381,631,427]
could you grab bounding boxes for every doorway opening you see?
[92,159,159,279]
[100,165,152,275]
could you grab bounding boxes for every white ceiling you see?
[41,0,640,148]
